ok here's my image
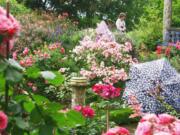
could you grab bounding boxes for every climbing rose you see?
[0,111,8,131]
[102,127,130,135]
[92,84,121,99]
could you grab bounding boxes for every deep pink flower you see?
[0,111,8,131]
[92,84,121,99]
[81,106,95,118]
[103,127,130,135]
[158,114,175,125]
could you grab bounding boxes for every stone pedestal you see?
[69,77,88,108]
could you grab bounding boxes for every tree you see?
[163,0,172,41]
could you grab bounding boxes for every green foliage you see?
[0,0,30,15]
[110,108,139,125]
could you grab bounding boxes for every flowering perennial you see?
[102,126,130,135]
[135,113,180,135]
[74,105,95,118]
[92,84,121,99]
[72,21,136,84]
[0,6,20,57]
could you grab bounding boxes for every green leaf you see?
[45,102,63,113]
[0,60,8,72]
[32,94,49,105]
[14,95,30,102]
[30,108,43,124]
[46,72,64,86]
[39,125,53,135]
[5,67,23,82]
[66,110,85,127]
[26,66,40,79]
[51,110,85,128]
[23,102,35,113]
[15,117,30,130]
[0,73,5,91]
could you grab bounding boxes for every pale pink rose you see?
[141,114,158,123]
[135,121,152,135]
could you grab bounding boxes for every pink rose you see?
[0,111,8,132]
[82,106,95,118]
[135,121,152,135]
[103,127,130,135]
[158,114,175,125]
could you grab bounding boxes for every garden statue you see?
[116,12,126,35]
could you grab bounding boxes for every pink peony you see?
[103,127,130,135]
[0,111,8,131]
[82,106,95,118]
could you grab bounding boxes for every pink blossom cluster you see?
[74,105,95,118]
[48,43,61,50]
[128,95,143,118]
[19,55,35,67]
[80,65,128,84]
[135,114,180,135]
[92,84,121,99]
[0,111,8,133]
[72,23,137,84]
[102,126,130,135]
[14,43,65,67]
[73,36,133,62]
[0,6,20,57]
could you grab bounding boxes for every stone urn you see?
[69,76,89,108]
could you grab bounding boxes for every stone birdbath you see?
[69,76,89,108]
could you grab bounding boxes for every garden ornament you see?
[123,58,180,114]
[69,76,89,108]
